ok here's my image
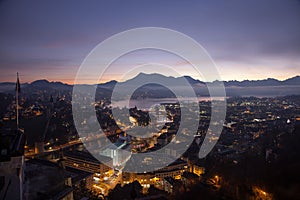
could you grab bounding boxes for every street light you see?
[214,175,219,185]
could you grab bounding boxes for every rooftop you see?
[0,128,25,161]
[25,159,72,200]
[63,150,112,164]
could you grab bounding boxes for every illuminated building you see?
[63,150,113,175]
[99,142,131,167]
[122,159,189,189]
[189,164,205,176]
[162,177,178,193]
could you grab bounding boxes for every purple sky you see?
[0,0,300,84]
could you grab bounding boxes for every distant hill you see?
[222,76,300,87]
[121,72,204,86]
[121,73,300,88]
[30,79,72,90]
[223,78,281,87]
[0,74,299,97]
[283,75,300,85]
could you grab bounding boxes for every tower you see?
[0,72,26,200]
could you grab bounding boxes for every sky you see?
[0,0,300,84]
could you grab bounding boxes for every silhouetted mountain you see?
[224,78,281,87]
[283,75,300,85]
[0,74,299,97]
[183,75,205,85]
[119,73,299,88]
[0,82,18,92]
[30,79,72,90]
[30,79,50,86]
[125,73,175,85]
[103,74,300,97]
[98,80,117,89]
[0,82,29,93]
[121,73,204,87]
[219,76,300,87]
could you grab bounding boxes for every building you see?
[181,171,200,187]
[162,177,178,193]
[63,164,94,191]
[0,128,26,200]
[63,150,113,175]
[99,142,131,168]
[189,162,205,177]
[25,159,74,200]
[122,159,189,190]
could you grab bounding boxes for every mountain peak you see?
[135,72,166,78]
[30,79,50,85]
[283,75,300,85]
[183,75,204,85]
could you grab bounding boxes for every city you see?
[0,75,300,199]
[1,1,300,200]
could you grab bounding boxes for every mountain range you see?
[0,73,299,97]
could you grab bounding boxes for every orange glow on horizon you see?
[2,71,299,85]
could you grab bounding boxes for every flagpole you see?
[16,72,19,130]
